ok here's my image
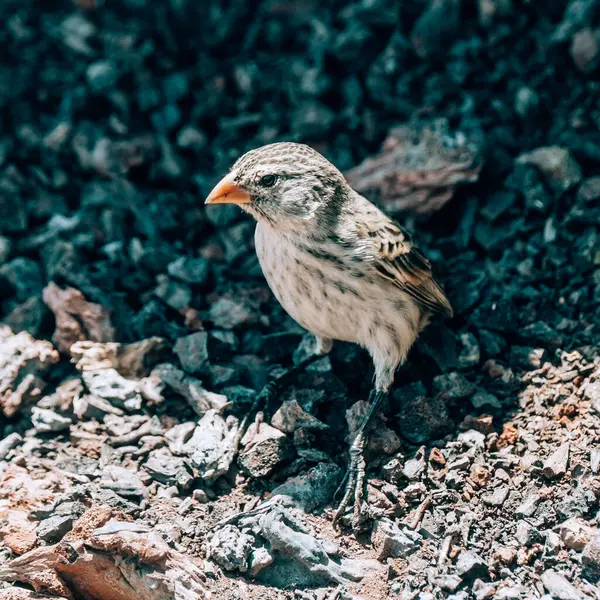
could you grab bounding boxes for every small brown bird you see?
[206,142,452,529]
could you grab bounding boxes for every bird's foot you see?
[332,432,370,533]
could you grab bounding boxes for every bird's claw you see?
[332,432,370,533]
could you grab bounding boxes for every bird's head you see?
[205,142,348,232]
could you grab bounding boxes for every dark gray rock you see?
[36,515,74,543]
[372,518,422,560]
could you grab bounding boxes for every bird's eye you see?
[259,174,277,187]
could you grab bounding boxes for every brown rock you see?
[43,282,115,354]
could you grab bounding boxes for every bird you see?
[205,142,452,530]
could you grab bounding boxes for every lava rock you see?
[372,518,422,560]
[396,395,451,444]
[239,422,294,478]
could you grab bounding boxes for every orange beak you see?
[205,172,252,205]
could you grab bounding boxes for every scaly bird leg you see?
[332,389,389,531]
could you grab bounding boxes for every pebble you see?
[515,493,541,517]
[36,515,74,543]
[372,518,422,560]
[30,407,71,433]
[456,550,487,579]
[543,442,569,479]
[558,518,595,550]
[239,422,294,478]
[517,146,583,192]
[0,432,22,460]
[541,570,585,600]
[174,332,209,374]
[482,485,509,507]
[582,532,600,579]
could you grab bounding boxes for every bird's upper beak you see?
[205,172,252,205]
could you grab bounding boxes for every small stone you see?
[517,146,583,192]
[433,573,463,592]
[144,455,194,490]
[31,407,71,433]
[458,429,486,450]
[193,489,210,503]
[514,86,539,119]
[239,422,294,478]
[154,276,192,311]
[174,332,209,374]
[271,400,327,434]
[209,297,257,329]
[0,235,12,263]
[445,470,465,489]
[396,395,450,444]
[447,456,471,471]
[248,547,274,576]
[515,520,541,546]
[571,28,599,72]
[541,570,585,600]
[208,525,254,572]
[270,462,343,513]
[578,177,600,203]
[494,545,516,566]
[482,485,509,507]
[372,518,421,560]
[543,442,569,479]
[167,256,210,285]
[36,515,74,543]
[177,125,207,150]
[557,490,592,519]
[0,432,22,460]
[403,448,426,481]
[458,332,480,369]
[516,493,541,517]
[558,518,595,550]
[582,532,600,580]
[591,450,600,474]
[471,390,502,411]
[546,530,563,555]
[86,59,119,91]
[456,550,487,580]
[433,372,476,400]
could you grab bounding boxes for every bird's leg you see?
[332,389,389,531]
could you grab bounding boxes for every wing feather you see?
[357,213,453,317]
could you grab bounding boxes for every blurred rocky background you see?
[0,0,599,599]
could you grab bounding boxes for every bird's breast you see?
[254,224,420,354]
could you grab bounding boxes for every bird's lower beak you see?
[205,173,252,205]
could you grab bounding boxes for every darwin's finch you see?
[206,142,452,529]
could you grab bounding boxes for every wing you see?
[355,210,453,317]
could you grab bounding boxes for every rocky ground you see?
[1,0,600,598]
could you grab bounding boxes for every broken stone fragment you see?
[517,146,582,192]
[371,518,422,560]
[543,442,569,479]
[31,407,71,433]
[208,525,254,572]
[582,531,600,580]
[269,462,343,513]
[239,422,294,478]
[148,363,227,416]
[184,409,238,482]
[0,327,59,418]
[174,331,209,374]
[271,400,328,434]
[42,282,115,354]
[81,368,142,411]
[71,338,169,378]
[144,453,195,490]
[345,117,482,214]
